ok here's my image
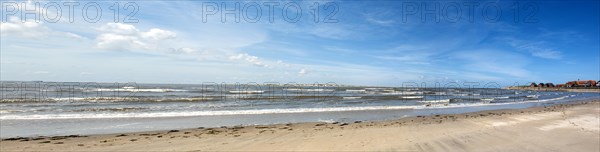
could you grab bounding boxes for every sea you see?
[1,81,598,138]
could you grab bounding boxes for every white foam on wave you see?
[342,97,361,100]
[400,96,424,99]
[481,98,495,101]
[418,99,450,103]
[229,90,265,94]
[379,91,420,95]
[494,96,510,99]
[317,119,336,123]
[90,88,186,92]
[51,97,87,101]
[284,89,335,92]
[345,89,366,92]
[49,97,139,102]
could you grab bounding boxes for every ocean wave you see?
[0,95,578,120]
[0,105,421,120]
[0,97,221,103]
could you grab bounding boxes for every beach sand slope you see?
[1,100,599,151]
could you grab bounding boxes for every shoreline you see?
[1,99,599,151]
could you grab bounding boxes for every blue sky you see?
[1,0,598,86]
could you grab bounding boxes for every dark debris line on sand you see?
[2,135,87,142]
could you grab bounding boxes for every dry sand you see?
[2,100,599,151]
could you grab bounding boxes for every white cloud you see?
[462,72,502,81]
[503,38,563,60]
[0,16,84,40]
[362,6,396,26]
[99,23,138,35]
[64,32,84,40]
[308,24,353,39]
[96,23,176,51]
[96,33,142,49]
[372,55,430,65]
[298,69,307,76]
[364,14,395,26]
[141,29,177,40]
[32,71,50,74]
[529,49,562,59]
[0,16,50,38]
[229,53,268,67]
[388,45,428,51]
[366,17,394,25]
[453,50,531,78]
[168,47,196,54]
[517,42,562,59]
[367,44,436,65]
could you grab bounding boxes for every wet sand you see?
[1,100,599,151]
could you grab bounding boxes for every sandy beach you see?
[1,100,599,151]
